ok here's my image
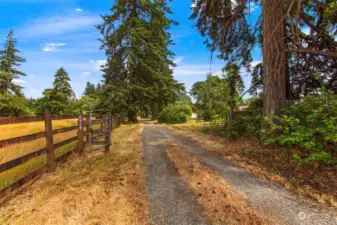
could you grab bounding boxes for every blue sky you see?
[0,0,262,99]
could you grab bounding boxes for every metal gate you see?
[86,111,112,153]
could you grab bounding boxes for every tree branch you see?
[286,48,337,58]
[312,0,328,9]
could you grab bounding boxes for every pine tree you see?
[0,30,26,96]
[36,68,75,115]
[98,0,181,121]
[52,67,74,103]
[96,83,102,93]
[83,82,96,96]
[144,1,183,120]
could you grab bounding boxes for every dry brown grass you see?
[0,120,79,191]
[0,130,77,164]
[0,119,77,140]
[164,141,273,225]
[167,124,337,208]
[0,124,149,225]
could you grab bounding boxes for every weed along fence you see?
[0,111,119,199]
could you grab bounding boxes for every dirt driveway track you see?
[143,124,337,225]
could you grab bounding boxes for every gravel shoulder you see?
[142,124,209,225]
[155,124,337,225]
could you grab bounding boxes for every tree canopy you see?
[190,0,337,117]
[97,0,183,121]
[36,68,75,115]
[0,30,26,97]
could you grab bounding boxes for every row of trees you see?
[0,30,102,116]
[97,0,185,121]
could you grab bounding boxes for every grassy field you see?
[0,119,77,140]
[0,124,149,225]
[0,119,79,190]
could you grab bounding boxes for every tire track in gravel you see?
[142,124,210,225]
[151,124,337,225]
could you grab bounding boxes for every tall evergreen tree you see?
[52,67,75,103]
[36,68,75,115]
[83,82,96,96]
[98,0,181,121]
[0,30,26,96]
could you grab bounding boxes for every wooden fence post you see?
[86,112,91,150]
[104,112,111,154]
[44,112,56,173]
[78,115,85,155]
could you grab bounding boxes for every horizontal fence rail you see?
[0,148,47,173]
[0,132,45,148]
[0,111,120,200]
[54,136,78,149]
[0,125,78,148]
[0,115,78,125]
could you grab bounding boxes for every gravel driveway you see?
[143,124,210,225]
[143,124,337,225]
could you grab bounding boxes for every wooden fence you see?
[0,115,78,125]
[0,112,119,199]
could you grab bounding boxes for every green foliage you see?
[263,93,337,166]
[83,82,97,96]
[0,30,26,97]
[0,92,32,116]
[35,68,75,115]
[0,30,30,116]
[52,67,74,103]
[70,96,100,115]
[229,115,261,139]
[176,91,192,105]
[98,1,182,121]
[190,74,229,121]
[158,104,192,124]
[323,2,337,25]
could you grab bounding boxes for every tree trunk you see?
[127,110,138,123]
[262,0,286,118]
[151,102,159,120]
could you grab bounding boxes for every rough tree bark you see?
[262,0,287,118]
[151,102,159,120]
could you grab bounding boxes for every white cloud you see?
[81,71,91,76]
[90,59,107,72]
[13,79,25,83]
[75,8,83,12]
[173,56,184,64]
[174,64,219,76]
[43,43,66,52]
[18,15,100,37]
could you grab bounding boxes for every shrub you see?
[158,104,193,124]
[0,92,31,116]
[263,93,337,166]
[229,115,261,139]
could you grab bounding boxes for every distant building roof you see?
[238,105,249,111]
